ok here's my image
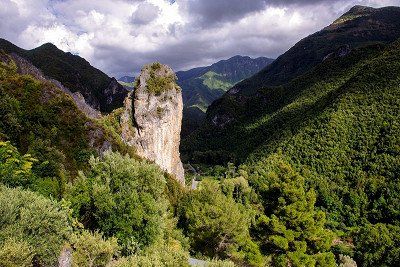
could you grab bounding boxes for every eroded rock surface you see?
[121,63,185,184]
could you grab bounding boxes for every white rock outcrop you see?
[121,63,185,184]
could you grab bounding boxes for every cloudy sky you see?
[1,0,400,78]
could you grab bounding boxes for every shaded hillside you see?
[0,38,127,112]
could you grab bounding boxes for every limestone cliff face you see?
[121,63,185,184]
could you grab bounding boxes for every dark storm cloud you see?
[183,0,267,26]
[267,0,331,4]
[182,0,336,28]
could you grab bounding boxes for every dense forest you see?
[181,10,400,267]
[1,4,400,267]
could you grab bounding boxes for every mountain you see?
[182,5,400,237]
[119,76,135,83]
[2,4,400,267]
[223,5,400,98]
[118,75,135,90]
[180,6,400,264]
[198,5,400,131]
[0,50,136,183]
[0,38,127,112]
[177,55,274,112]
[177,55,274,136]
[184,5,400,160]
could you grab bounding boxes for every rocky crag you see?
[121,63,185,184]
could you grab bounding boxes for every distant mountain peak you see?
[228,55,251,60]
[177,55,274,136]
[35,42,60,51]
[118,76,135,83]
[347,5,375,14]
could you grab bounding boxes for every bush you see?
[0,141,37,187]
[0,185,72,266]
[71,230,118,267]
[144,63,178,95]
[67,151,186,256]
[0,238,33,267]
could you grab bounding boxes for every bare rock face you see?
[58,247,72,267]
[121,63,185,184]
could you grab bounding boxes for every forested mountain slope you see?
[177,55,273,136]
[0,38,127,112]
[183,36,400,223]
[0,51,135,198]
[177,55,273,111]
[0,51,233,267]
[211,5,400,107]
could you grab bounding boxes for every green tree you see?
[251,156,335,266]
[0,141,37,187]
[0,140,65,198]
[179,179,263,265]
[354,223,400,267]
[0,185,72,266]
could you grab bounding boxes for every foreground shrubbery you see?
[67,151,188,257]
[178,179,263,265]
[0,185,72,266]
[0,145,189,266]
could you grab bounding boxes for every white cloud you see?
[0,0,399,78]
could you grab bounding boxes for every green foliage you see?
[206,259,235,267]
[67,151,186,256]
[250,156,335,266]
[0,55,94,185]
[71,230,119,267]
[0,238,33,267]
[0,53,135,198]
[99,108,124,137]
[118,81,135,88]
[0,185,72,266]
[0,38,126,112]
[179,179,263,265]
[184,41,400,235]
[0,141,37,187]
[144,63,178,96]
[201,71,233,91]
[164,173,187,214]
[353,223,400,266]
